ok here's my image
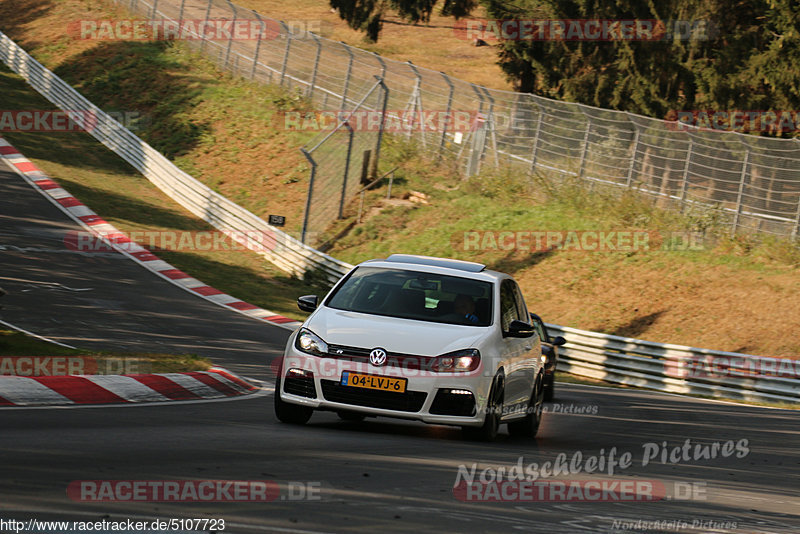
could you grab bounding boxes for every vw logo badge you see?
[369,348,387,367]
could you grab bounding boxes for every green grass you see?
[0,330,210,373]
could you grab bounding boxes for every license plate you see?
[340,372,407,393]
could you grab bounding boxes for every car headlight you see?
[295,328,328,357]
[432,349,480,372]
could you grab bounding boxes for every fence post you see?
[178,0,187,22]
[405,61,424,146]
[577,111,591,178]
[679,137,693,204]
[465,84,486,177]
[482,86,499,168]
[340,42,354,110]
[307,33,322,101]
[528,100,543,174]
[625,126,640,187]
[372,75,389,181]
[373,52,386,80]
[199,0,213,53]
[731,149,751,235]
[250,12,264,81]
[438,72,454,159]
[279,21,291,86]
[339,121,355,219]
[300,148,316,244]
[150,0,159,18]
[793,190,800,239]
[224,1,238,69]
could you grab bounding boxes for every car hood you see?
[305,308,490,356]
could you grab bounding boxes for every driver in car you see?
[453,294,480,324]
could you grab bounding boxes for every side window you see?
[500,280,521,331]
[511,282,529,323]
[531,316,547,342]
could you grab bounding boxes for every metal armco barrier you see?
[0,31,352,284]
[1,32,796,404]
[548,324,799,404]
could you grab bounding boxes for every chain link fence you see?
[115,0,800,239]
[300,78,388,246]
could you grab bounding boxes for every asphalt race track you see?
[1,158,799,533]
[0,161,288,380]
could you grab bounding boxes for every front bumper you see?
[278,347,492,427]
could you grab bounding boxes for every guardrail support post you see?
[340,42,354,110]
[731,149,751,235]
[300,148,316,244]
[339,121,355,219]
[438,72,454,160]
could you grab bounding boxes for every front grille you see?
[429,389,476,416]
[326,344,434,370]
[320,380,427,412]
[283,374,317,398]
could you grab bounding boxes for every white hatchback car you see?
[274,254,545,441]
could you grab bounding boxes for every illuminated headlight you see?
[295,328,328,357]
[432,349,480,372]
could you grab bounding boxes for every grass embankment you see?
[1,0,799,358]
[0,329,210,372]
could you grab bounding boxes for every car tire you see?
[274,379,313,425]
[463,374,503,442]
[337,410,366,422]
[543,374,555,402]
[508,375,544,438]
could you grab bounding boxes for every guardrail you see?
[2,32,796,405]
[0,30,352,285]
[548,324,799,404]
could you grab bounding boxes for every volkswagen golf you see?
[274,254,545,441]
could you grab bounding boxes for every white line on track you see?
[0,318,77,349]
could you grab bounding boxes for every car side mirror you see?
[552,335,566,346]
[297,295,318,312]
[506,319,535,338]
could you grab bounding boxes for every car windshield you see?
[325,266,493,326]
